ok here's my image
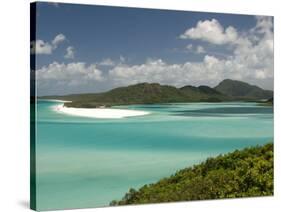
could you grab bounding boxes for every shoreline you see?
[53,103,150,119]
[39,99,72,103]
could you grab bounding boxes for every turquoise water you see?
[35,100,273,210]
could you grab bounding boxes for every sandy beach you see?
[53,104,150,119]
[42,99,72,103]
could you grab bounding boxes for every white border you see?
[0,0,280,211]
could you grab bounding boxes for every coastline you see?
[39,99,72,103]
[53,103,150,119]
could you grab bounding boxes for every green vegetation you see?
[41,83,229,108]
[263,97,273,106]
[110,143,273,206]
[215,79,273,100]
[256,97,273,106]
[40,79,273,108]
[179,85,228,102]
[266,97,274,106]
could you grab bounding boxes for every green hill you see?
[110,143,273,206]
[214,79,273,100]
[40,79,273,108]
[41,83,228,108]
[180,85,228,102]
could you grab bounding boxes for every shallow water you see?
[35,100,273,210]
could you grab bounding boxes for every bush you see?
[110,143,273,205]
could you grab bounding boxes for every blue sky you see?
[33,2,274,95]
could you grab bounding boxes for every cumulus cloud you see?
[108,17,273,89]
[64,46,75,59]
[107,56,225,87]
[37,62,103,81]
[196,45,206,54]
[30,40,52,54]
[36,17,273,94]
[253,16,273,37]
[31,33,66,55]
[37,62,105,95]
[52,34,66,48]
[185,44,206,54]
[98,57,127,66]
[180,19,238,45]
[99,58,115,66]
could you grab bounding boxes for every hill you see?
[41,83,228,108]
[40,79,273,108]
[110,143,273,206]
[214,79,273,100]
[180,85,228,102]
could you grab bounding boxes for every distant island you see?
[40,79,273,108]
[110,143,273,206]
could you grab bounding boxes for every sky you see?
[32,2,274,95]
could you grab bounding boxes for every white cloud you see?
[31,33,66,55]
[30,40,52,54]
[98,56,127,66]
[180,19,238,45]
[107,56,225,87]
[195,45,206,54]
[107,48,271,89]
[108,17,273,89]
[99,58,115,66]
[253,16,273,37]
[64,46,75,59]
[186,44,206,54]
[37,62,104,94]
[37,17,274,94]
[52,34,66,48]
[37,62,103,81]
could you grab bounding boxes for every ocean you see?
[35,100,273,210]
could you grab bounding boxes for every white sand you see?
[43,99,72,103]
[53,104,150,119]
